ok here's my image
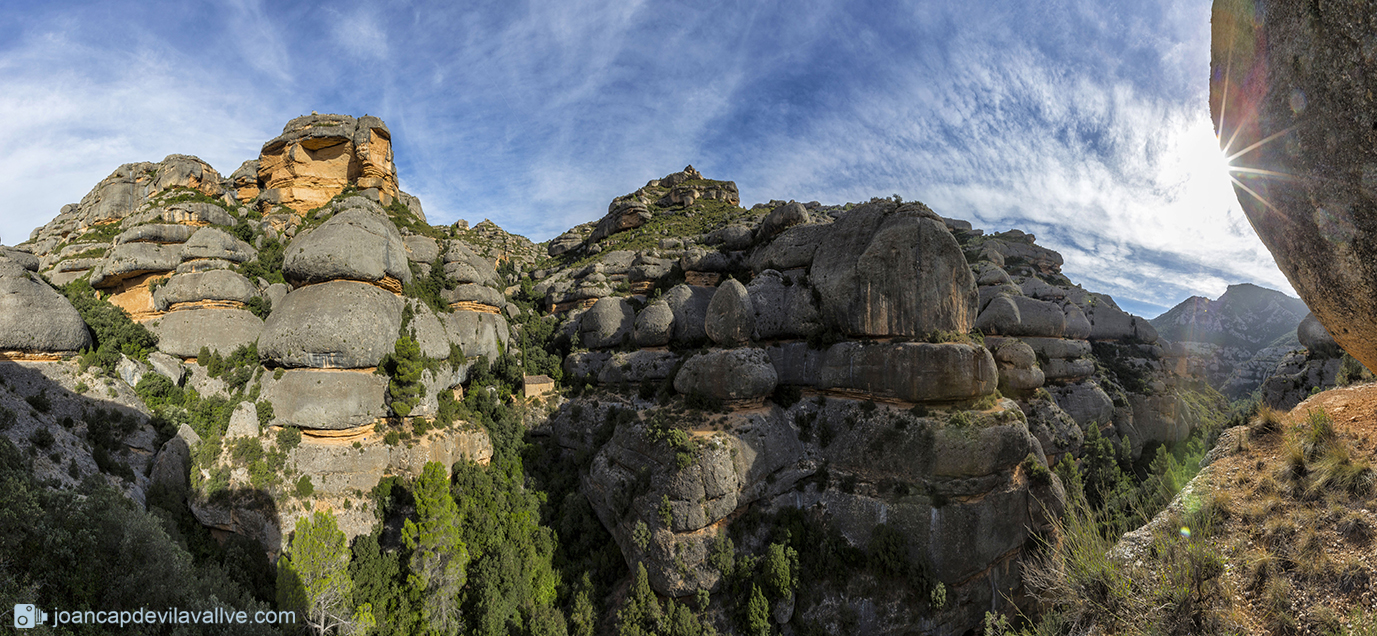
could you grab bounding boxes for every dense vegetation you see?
[0,435,278,635]
[60,279,158,369]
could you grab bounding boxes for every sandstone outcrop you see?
[673,348,777,401]
[704,279,754,346]
[809,201,977,337]
[148,309,263,358]
[283,202,410,287]
[553,393,1061,632]
[256,113,399,213]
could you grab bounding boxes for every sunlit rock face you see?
[1210,0,1377,369]
[256,113,398,214]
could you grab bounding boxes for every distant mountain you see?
[1150,283,1308,353]
[1150,283,1309,397]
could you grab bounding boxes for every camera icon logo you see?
[14,604,48,629]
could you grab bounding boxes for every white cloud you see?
[0,19,282,246]
[0,0,1294,319]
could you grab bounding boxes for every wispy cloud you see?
[0,0,1290,317]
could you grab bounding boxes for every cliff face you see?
[256,113,400,214]
[523,172,1221,633]
[1211,0,1377,374]
[0,116,1231,636]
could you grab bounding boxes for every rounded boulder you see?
[283,208,411,286]
[673,348,778,401]
[258,280,403,368]
[0,260,92,352]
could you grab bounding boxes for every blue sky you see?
[0,0,1293,318]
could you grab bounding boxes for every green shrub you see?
[295,475,314,497]
[1338,353,1375,386]
[658,495,673,528]
[25,391,50,413]
[29,427,55,450]
[402,257,457,314]
[1023,453,1052,486]
[257,401,275,429]
[237,238,285,285]
[276,426,301,452]
[61,279,158,367]
[381,336,424,417]
[135,373,185,409]
[244,296,271,320]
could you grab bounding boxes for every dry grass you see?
[1022,386,1377,635]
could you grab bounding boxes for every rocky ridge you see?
[518,172,1224,632]
[1149,283,1308,398]
[2,121,1229,635]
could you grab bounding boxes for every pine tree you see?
[387,335,424,417]
[277,510,372,635]
[403,462,469,636]
[745,584,771,636]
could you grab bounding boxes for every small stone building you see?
[523,375,555,399]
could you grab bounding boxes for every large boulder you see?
[746,270,821,340]
[148,309,263,357]
[226,402,259,438]
[817,342,997,402]
[443,310,509,361]
[579,297,635,350]
[1211,2,1377,373]
[404,235,440,264]
[1,247,39,272]
[755,201,810,243]
[283,207,411,286]
[180,227,257,263]
[596,350,682,385]
[115,224,196,245]
[664,284,715,344]
[1049,381,1116,428]
[0,260,92,352]
[90,242,179,287]
[810,201,977,337]
[258,281,403,368]
[674,348,777,401]
[633,300,674,347]
[1083,297,1157,343]
[257,113,398,214]
[749,223,829,273]
[1298,312,1342,357]
[153,269,259,311]
[262,369,389,429]
[442,241,499,287]
[975,295,1066,337]
[704,279,754,347]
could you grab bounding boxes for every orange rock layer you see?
[257,129,397,214]
[167,300,247,312]
[684,271,721,287]
[552,298,600,314]
[0,351,69,361]
[106,272,170,322]
[448,301,502,315]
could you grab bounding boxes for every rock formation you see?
[3,117,1237,636]
[256,113,400,214]
[1210,0,1377,374]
